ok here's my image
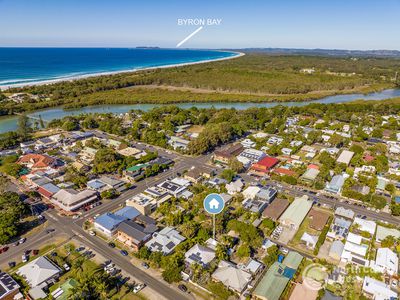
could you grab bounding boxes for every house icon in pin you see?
[209,198,220,210]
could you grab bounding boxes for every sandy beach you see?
[0,50,244,90]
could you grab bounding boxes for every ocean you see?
[0,48,237,87]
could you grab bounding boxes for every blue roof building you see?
[114,206,141,220]
[94,213,128,236]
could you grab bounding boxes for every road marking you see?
[176,26,203,48]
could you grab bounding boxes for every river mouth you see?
[1,88,400,134]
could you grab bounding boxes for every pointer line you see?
[176,26,203,48]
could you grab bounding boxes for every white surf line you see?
[176,26,203,48]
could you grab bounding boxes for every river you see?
[1,88,400,134]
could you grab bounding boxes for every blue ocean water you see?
[0,48,236,86]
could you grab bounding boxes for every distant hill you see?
[229,48,400,58]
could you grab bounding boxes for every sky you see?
[0,0,400,50]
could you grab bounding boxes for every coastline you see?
[0,50,244,90]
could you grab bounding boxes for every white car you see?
[22,255,28,263]
[133,283,146,294]
[63,263,70,271]
[89,230,96,236]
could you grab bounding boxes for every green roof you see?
[126,163,149,172]
[58,278,78,300]
[279,195,312,228]
[253,252,303,300]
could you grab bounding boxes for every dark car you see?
[8,261,16,268]
[120,250,128,256]
[178,284,188,292]
[108,242,115,248]
[46,228,55,234]
[32,249,39,255]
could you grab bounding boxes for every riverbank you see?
[1,89,400,134]
[0,50,243,90]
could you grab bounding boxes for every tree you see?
[207,282,233,300]
[137,246,151,260]
[220,169,236,182]
[228,158,243,173]
[162,265,182,283]
[381,235,395,248]
[236,243,251,258]
[17,113,30,140]
[0,192,26,244]
[215,243,228,260]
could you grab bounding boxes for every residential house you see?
[300,232,319,249]
[327,217,351,240]
[241,139,256,148]
[145,227,186,255]
[353,217,377,236]
[341,232,369,266]
[279,195,313,230]
[308,208,330,231]
[17,154,57,171]
[375,226,400,243]
[336,150,354,166]
[158,178,192,199]
[184,244,216,268]
[225,179,244,195]
[362,277,397,300]
[211,260,252,294]
[300,168,320,184]
[329,240,345,261]
[0,272,21,300]
[325,175,345,194]
[253,252,303,300]
[115,219,157,252]
[17,256,61,288]
[370,248,398,276]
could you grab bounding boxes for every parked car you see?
[8,261,16,268]
[46,228,55,234]
[89,230,96,236]
[120,250,128,256]
[22,254,28,263]
[108,242,115,248]
[32,249,39,255]
[63,263,70,271]
[19,238,26,244]
[178,284,188,293]
[0,246,9,254]
[141,262,149,269]
[132,283,146,294]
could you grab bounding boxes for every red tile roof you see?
[273,168,296,176]
[307,164,320,170]
[37,186,54,199]
[17,154,56,169]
